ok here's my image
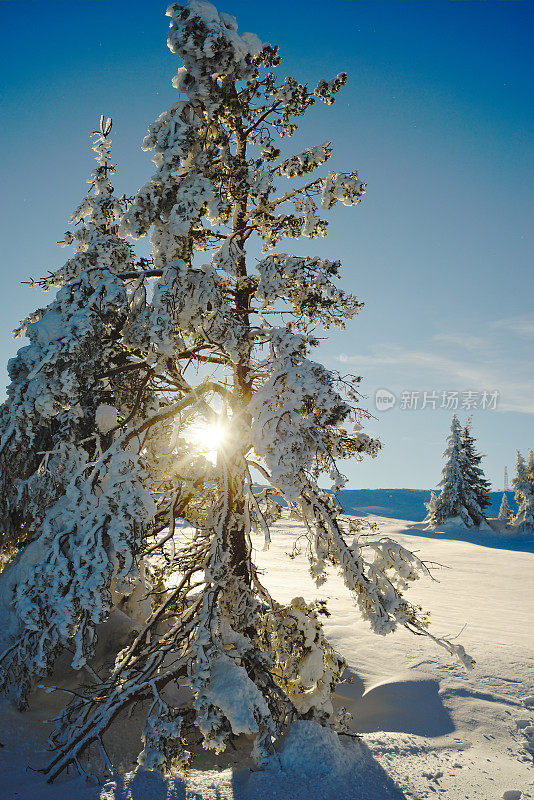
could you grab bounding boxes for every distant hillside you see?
[335,489,517,522]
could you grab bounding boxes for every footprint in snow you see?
[515,696,534,759]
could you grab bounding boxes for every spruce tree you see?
[424,489,438,521]
[428,415,483,527]
[461,418,491,524]
[512,451,534,534]
[0,118,156,702]
[498,492,512,523]
[0,2,473,779]
[0,117,143,562]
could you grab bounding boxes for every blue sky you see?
[1,0,533,490]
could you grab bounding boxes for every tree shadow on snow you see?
[231,737,408,800]
[93,671,417,800]
[102,670,446,799]
[106,723,408,800]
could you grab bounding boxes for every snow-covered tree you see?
[498,492,512,523]
[528,450,534,486]
[0,118,157,701]
[0,117,138,558]
[512,451,534,534]
[512,451,530,508]
[461,418,491,524]
[0,2,473,780]
[428,415,485,528]
[424,489,438,521]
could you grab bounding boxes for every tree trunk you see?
[221,451,250,586]
[223,89,253,587]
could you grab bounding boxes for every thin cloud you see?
[335,344,534,415]
[493,316,534,337]
[432,333,488,350]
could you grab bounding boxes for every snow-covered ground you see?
[1,513,533,800]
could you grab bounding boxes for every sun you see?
[186,421,228,463]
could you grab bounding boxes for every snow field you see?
[0,513,532,799]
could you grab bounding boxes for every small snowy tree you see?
[1,1,473,780]
[428,415,484,528]
[461,418,491,524]
[498,492,512,523]
[424,489,438,521]
[512,451,534,534]
[528,450,534,488]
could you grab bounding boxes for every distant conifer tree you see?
[461,418,491,524]
[512,451,534,534]
[428,415,485,527]
[424,489,439,521]
[498,492,512,523]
